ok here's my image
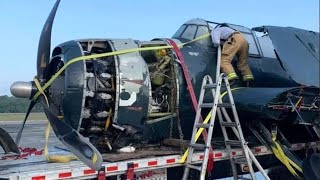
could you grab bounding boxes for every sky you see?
[0,0,319,96]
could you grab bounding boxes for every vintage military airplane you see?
[2,0,320,178]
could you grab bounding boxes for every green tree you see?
[0,95,43,113]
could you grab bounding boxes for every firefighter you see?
[211,25,254,87]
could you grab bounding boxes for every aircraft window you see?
[242,33,259,55]
[195,25,210,44]
[228,24,252,33]
[181,25,197,40]
[226,24,261,55]
[257,34,277,58]
[173,25,187,38]
[208,22,219,29]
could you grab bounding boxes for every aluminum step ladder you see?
[182,74,270,180]
[216,74,262,180]
[181,46,223,180]
[181,74,225,180]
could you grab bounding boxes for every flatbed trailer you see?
[1,141,318,180]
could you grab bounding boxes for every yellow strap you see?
[180,33,211,47]
[34,78,78,163]
[291,97,302,112]
[44,122,78,163]
[105,108,112,130]
[180,87,242,163]
[220,87,242,99]
[271,134,302,179]
[33,78,49,105]
[31,33,211,163]
[31,33,211,101]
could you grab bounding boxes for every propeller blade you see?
[37,0,61,79]
[15,101,36,145]
[0,127,19,154]
[38,96,103,170]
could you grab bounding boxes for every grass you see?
[0,113,46,121]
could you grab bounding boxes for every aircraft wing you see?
[263,26,319,87]
[223,87,319,122]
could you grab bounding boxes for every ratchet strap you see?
[30,33,211,164]
[270,125,302,179]
[33,78,78,163]
[31,33,210,101]
[167,38,214,172]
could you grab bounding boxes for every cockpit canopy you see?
[172,18,211,45]
[173,18,320,87]
[172,18,263,56]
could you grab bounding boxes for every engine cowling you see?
[46,39,181,151]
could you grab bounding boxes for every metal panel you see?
[265,26,320,87]
[60,40,86,130]
[173,40,217,139]
[110,39,150,128]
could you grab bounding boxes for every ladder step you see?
[225,140,243,147]
[199,103,232,108]
[195,123,210,128]
[186,164,202,171]
[203,83,217,89]
[203,83,226,89]
[190,143,208,150]
[199,103,214,108]
[217,103,232,108]
[221,122,237,127]
[233,156,249,164]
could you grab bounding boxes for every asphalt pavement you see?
[0,120,63,150]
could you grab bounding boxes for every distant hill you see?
[0,95,43,113]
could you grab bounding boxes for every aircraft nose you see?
[10,81,35,99]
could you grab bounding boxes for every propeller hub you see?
[10,81,36,99]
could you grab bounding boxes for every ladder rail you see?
[218,97,270,179]
[217,109,239,179]
[199,76,224,179]
[182,75,216,180]
[183,75,226,180]
[223,76,257,180]
[183,44,271,179]
[217,108,239,179]
[215,46,222,82]
[182,77,208,179]
[220,76,270,180]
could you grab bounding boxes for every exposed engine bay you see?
[45,39,180,152]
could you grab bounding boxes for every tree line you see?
[0,95,43,113]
